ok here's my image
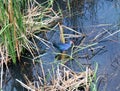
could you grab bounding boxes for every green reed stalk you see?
[0,0,57,64]
[0,0,26,63]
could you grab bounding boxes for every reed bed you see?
[0,0,99,91]
[16,64,95,91]
[0,0,61,64]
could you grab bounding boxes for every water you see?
[2,0,120,91]
[61,0,120,90]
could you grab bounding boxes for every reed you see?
[0,0,60,64]
[16,63,94,91]
[90,62,98,91]
[0,0,26,63]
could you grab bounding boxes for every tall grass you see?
[90,62,98,91]
[0,0,26,63]
[0,0,60,64]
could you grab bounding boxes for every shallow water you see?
[41,0,120,90]
[2,0,120,91]
[61,0,120,90]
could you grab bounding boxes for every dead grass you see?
[16,64,93,91]
[24,0,61,34]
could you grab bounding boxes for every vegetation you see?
[16,64,94,91]
[0,0,99,91]
[0,0,26,63]
[0,0,61,64]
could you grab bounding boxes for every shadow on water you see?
[2,56,33,91]
[2,0,120,91]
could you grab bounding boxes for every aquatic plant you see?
[16,63,94,91]
[0,0,61,64]
[0,0,27,63]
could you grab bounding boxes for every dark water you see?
[2,0,120,91]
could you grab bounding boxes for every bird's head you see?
[69,40,74,45]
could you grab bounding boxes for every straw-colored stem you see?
[59,23,65,60]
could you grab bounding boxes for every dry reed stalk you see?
[16,64,93,91]
[59,23,66,60]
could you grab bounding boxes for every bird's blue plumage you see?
[53,41,73,52]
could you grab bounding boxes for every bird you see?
[53,40,73,52]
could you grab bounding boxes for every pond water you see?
[56,0,120,90]
[2,0,120,91]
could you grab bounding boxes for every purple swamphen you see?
[53,40,73,52]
